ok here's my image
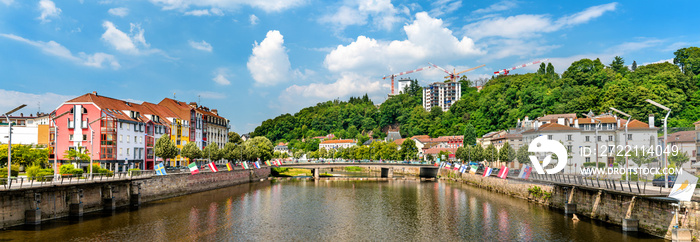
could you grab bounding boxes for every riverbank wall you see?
[439,169,693,240]
[0,168,270,229]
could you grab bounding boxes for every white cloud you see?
[189,40,212,52]
[101,21,154,55]
[472,0,517,14]
[212,68,231,85]
[464,2,617,40]
[197,91,226,99]
[1,0,14,6]
[324,12,482,74]
[249,14,259,25]
[1,33,119,69]
[149,0,304,13]
[276,72,385,111]
[0,89,75,116]
[38,0,61,23]
[108,7,129,17]
[247,30,292,86]
[185,9,209,16]
[429,0,462,17]
[319,0,403,31]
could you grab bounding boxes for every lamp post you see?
[50,110,71,181]
[646,99,672,189]
[610,107,631,182]
[583,113,602,171]
[88,117,103,180]
[3,104,26,186]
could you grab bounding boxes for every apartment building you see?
[422,81,461,112]
[0,113,50,146]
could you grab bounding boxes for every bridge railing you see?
[0,170,157,191]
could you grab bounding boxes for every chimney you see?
[649,113,655,128]
[557,117,565,125]
[92,91,97,96]
[20,113,23,117]
[574,118,579,128]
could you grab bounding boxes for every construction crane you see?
[382,65,432,95]
[494,59,549,76]
[429,63,486,82]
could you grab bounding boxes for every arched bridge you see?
[278,162,439,179]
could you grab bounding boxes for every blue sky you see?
[1,0,698,134]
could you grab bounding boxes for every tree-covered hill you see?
[253,47,700,144]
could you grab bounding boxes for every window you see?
[567,145,572,152]
[120,123,123,129]
[548,135,553,139]
[585,157,591,163]
[134,136,137,143]
[127,135,130,143]
[127,124,130,130]
[119,148,123,156]
[82,134,87,141]
[567,135,572,141]
[120,135,123,143]
[608,135,613,141]
[597,136,601,142]
[139,136,142,143]
[126,148,130,155]
[69,134,74,141]
[585,136,590,142]
[627,134,633,140]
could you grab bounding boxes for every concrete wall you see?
[0,168,269,229]
[442,169,692,240]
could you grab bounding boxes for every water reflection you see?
[0,180,662,241]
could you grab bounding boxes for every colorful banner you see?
[188,162,199,175]
[226,162,233,171]
[497,166,509,179]
[483,167,493,177]
[208,162,218,172]
[254,161,261,169]
[518,165,528,179]
[469,165,477,175]
[155,163,167,176]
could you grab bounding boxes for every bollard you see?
[69,189,84,217]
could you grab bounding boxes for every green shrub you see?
[35,169,54,181]
[0,165,20,184]
[26,166,41,179]
[582,162,606,168]
[97,168,114,177]
[59,164,83,176]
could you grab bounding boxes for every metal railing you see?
[526,173,671,195]
[0,170,156,191]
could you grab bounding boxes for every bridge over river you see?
[278,161,439,179]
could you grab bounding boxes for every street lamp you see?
[88,117,103,180]
[50,110,71,181]
[646,99,672,189]
[583,113,602,170]
[610,107,631,182]
[4,104,26,186]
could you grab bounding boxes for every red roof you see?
[423,147,458,155]
[158,98,193,121]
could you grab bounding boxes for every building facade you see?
[319,139,357,150]
[422,81,461,111]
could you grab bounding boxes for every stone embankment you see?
[0,168,270,229]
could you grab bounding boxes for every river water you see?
[0,180,662,241]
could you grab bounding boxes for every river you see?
[0,179,662,241]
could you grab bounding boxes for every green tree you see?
[63,146,90,166]
[484,144,498,165]
[400,139,418,161]
[154,135,178,162]
[222,142,238,161]
[228,131,242,144]
[455,146,466,162]
[537,62,546,75]
[669,151,691,170]
[463,123,476,146]
[631,60,637,71]
[203,143,222,161]
[516,144,529,164]
[609,56,629,75]
[546,63,557,79]
[181,142,202,163]
[473,145,484,162]
[673,46,700,75]
[498,142,516,164]
[245,136,274,161]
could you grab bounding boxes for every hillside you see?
[253,47,700,146]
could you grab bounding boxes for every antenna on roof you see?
[174,92,176,99]
[37,102,40,114]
